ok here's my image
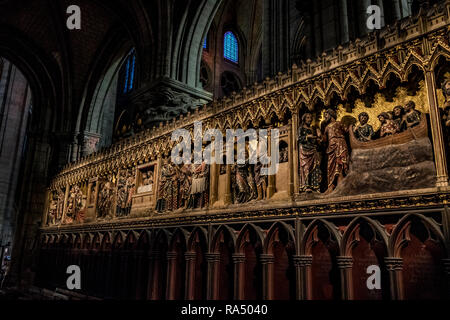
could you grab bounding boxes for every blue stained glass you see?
[224,31,238,63]
[123,58,130,93]
[129,54,136,91]
[203,37,207,49]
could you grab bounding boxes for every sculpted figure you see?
[353,112,374,142]
[138,171,154,193]
[48,193,58,225]
[179,162,192,209]
[56,189,65,223]
[116,174,127,217]
[65,185,83,224]
[443,79,450,109]
[402,100,421,129]
[187,160,209,209]
[254,161,268,200]
[392,106,406,132]
[156,158,178,212]
[97,182,113,219]
[378,112,399,137]
[232,153,257,204]
[322,109,349,194]
[298,113,322,193]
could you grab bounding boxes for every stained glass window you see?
[123,49,136,94]
[203,36,207,49]
[224,31,238,63]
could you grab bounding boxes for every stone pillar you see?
[232,253,245,300]
[260,254,275,299]
[359,0,371,37]
[134,251,144,300]
[166,251,178,300]
[210,162,218,205]
[267,127,276,198]
[104,252,114,299]
[392,0,402,20]
[337,256,353,300]
[287,120,294,197]
[384,257,403,300]
[339,0,350,43]
[146,251,158,300]
[61,185,70,224]
[184,251,196,300]
[119,250,129,298]
[206,253,220,300]
[443,258,450,298]
[424,69,449,188]
[291,112,299,196]
[225,165,232,205]
[293,255,312,300]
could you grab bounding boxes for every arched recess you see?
[167,228,188,300]
[150,229,170,300]
[211,225,236,300]
[134,230,151,300]
[264,222,296,300]
[187,227,209,300]
[302,219,341,300]
[110,232,124,298]
[76,27,136,155]
[236,223,264,300]
[173,0,224,88]
[390,214,448,299]
[342,217,390,300]
[121,231,137,299]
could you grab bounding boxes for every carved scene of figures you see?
[116,168,136,217]
[47,189,65,226]
[64,185,86,224]
[97,180,115,220]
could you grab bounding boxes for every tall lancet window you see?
[122,49,136,94]
[224,31,238,63]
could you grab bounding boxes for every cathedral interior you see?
[0,0,450,301]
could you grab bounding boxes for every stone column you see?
[443,258,450,298]
[184,251,196,300]
[293,255,313,300]
[392,0,402,20]
[134,251,144,300]
[206,253,220,300]
[146,251,158,300]
[337,256,353,300]
[232,253,245,300]
[424,68,449,188]
[225,165,232,205]
[339,0,350,43]
[104,252,114,299]
[287,120,294,197]
[267,127,276,198]
[210,162,218,205]
[260,254,275,299]
[384,257,403,300]
[166,251,178,300]
[291,112,299,196]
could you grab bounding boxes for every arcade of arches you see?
[0,0,450,300]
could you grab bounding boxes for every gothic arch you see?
[187,226,209,252]
[390,213,445,258]
[264,221,295,254]
[236,223,265,253]
[301,219,341,255]
[341,216,389,256]
[390,213,448,299]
